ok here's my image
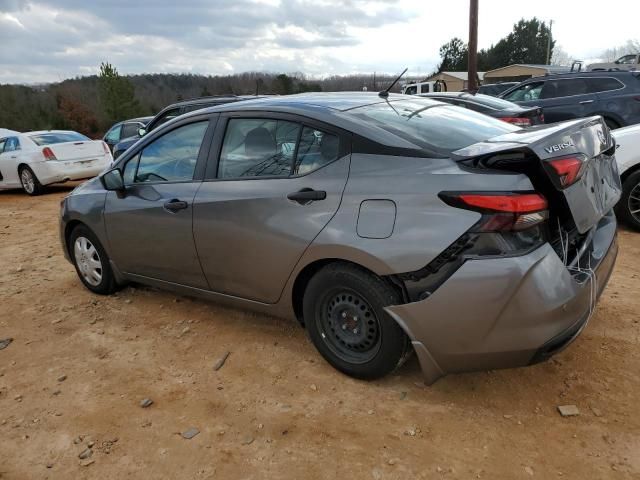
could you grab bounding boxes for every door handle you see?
[163,199,189,213]
[579,100,594,104]
[287,188,327,204]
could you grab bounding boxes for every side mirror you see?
[101,168,125,191]
[138,127,147,137]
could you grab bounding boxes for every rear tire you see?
[616,170,640,231]
[69,225,118,295]
[303,263,411,380]
[19,166,44,196]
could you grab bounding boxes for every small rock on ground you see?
[181,428,200,439]
[140,398,154,408]
[78,448,93,460]
[80,459,95,467]
[0,338,13,350]
[213,351,230,371]
[557,405,580,417]
[57,375,67,382]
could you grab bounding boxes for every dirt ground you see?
[0,184,639,480]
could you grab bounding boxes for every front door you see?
[104,120,212,288]
[193,116,350,303]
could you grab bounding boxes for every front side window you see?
[105,124,122,143]
[125,121,208,184]
[503,82,544,102]
[404,86,417,95]
[218,119,300,178]
[149,108,182,131]
[616,55,636,64]
[121,122,140,138]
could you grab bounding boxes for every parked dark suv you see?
[500,72,640,128]
[112,96,259,159]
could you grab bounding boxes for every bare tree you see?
[551,44,572,66]
[601,40,640,62]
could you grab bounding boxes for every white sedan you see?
[0,130,113,195]
[613,124,640,231]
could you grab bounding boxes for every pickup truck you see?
[588,54,640,72]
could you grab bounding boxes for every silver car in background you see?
[59,93,621,384]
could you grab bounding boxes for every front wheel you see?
[303,263,411,380]
[616,170,640,231]
[19,166,44,196]
[69,225,118,294]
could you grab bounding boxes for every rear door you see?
[104,116,215,288]
[534,78,601,123]
[193,114,350,303]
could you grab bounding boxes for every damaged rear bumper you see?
[385,211,618,385]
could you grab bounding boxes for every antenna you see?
[378,68,408,98]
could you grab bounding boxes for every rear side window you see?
[541,79,589,98]
[587,77,624,93]
[349,100,518,156]
[218,119,300,178]
[0,139,6,154]
[294,127,339,175]
[4,137,20,152]
[29,132,89,146]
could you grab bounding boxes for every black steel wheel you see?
[318,288,382,364]
[303,263,412,380]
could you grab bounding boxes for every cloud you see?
[0,0,412,83]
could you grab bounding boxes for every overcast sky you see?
[0,0,637,84]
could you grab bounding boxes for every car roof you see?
[161,92,446,153]
[198,92,433,113]
[165,95,260,110]
[523,71,640,81]
[125,116,154,123]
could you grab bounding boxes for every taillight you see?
[440,192,548,232]
[102,141,110,155]
[545,154,587,189]
[501,116,532,127]
[42,147,57,161]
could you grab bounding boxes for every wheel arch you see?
[290,258,404,326]
[620,162,640,184]
[64,219,91,257]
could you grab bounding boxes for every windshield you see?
[348,99,519,156]
[29,132,89,146]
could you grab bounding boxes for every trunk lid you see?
[452,116,621,234]
[45,140,107,162]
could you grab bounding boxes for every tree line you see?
[0,65,402,138]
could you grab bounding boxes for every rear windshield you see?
[348,100,519,156]
[461,93,519,110]
[29,132,90,146]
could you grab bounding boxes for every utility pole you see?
[467,0,479,92]
[546,19,554,64]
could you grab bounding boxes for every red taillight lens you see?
[457,193,547,213]
[42,147,57,161]
[440,192,548,232]
[546,155,586,188]
[102,141,110,155]
[501,116,531,127]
